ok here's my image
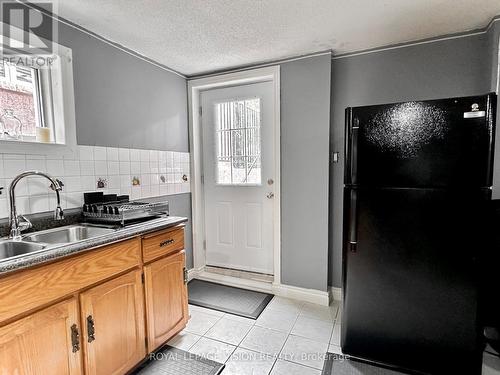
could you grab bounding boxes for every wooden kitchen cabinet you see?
[0,224,188,375]
[144,250,188,351]
[80,270,146,375]
[0,298,82,375]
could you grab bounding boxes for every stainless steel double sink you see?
[0,224,117,262]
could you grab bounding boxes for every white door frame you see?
[188,66,281,286]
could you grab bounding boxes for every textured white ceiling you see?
[54,0,500,76]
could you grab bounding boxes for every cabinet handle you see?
[70,324,80,353]
[87,315,95,343]
[160,238,174,247]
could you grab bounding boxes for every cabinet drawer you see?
[142,226,184,263]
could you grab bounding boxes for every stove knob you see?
[91,205,98,214]
[102,206,108,214]
[114,207,120,215]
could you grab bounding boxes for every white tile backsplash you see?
[107,175,121,190]
[94,146,107,161]
[141,174,151,186]
[150,150,159,162]
[107,161,120,175]
[106,147,119,161]
[78,145,94,161]
[130,161,141,174]
[4,159,26,178]
[79,160,95,176]
[118,148,130,161]
[46,159,64,176]
[0,146,191,218]
[119,161,130,175]
[26,158,46,171]
[94,160,108,175]
[140,161,150,174]
[140,149,150,162]
[130,149,141,162]
[30,194,49,213]
[0,198,8,218]
[63,160,80,176]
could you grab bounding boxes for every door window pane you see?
[214,98,261,185]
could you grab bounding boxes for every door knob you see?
[266,192,275,199]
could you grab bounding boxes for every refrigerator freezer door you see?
[345,94,496,188]
[342,187,489,374]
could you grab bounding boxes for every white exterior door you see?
[201,81,275,274]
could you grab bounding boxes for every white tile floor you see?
[141,295,500,375]
[164,296,341,374]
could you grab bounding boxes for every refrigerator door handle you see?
[351,118,359,184]
[349,189,357,252]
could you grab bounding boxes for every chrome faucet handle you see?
[54,205,64,220]
[17,215,33,231]
[50,179,64,191]
[10,215,33,239]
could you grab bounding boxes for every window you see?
[215,98,261,185]
[0,60,47,142]
[0,34,76,155]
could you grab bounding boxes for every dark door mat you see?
[322,353,410,375]
[188,279,274,319]
[133,345,224,375]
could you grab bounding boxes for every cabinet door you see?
[144,250,188,351]
[0,298,82,375]
[80,270,145,375]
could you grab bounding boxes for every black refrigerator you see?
[342,94,497,374]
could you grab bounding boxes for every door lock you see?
[266,192,275,199]
[267,178,274,185]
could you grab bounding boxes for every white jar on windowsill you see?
[36,127,52,143]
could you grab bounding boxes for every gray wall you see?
[6,3,189,151]
[57,23,189,152]
[168,194,194,268]
[329,28,497,287]
[53,21,194,265]
[145,194,194,268]
[487,19,500,93]
[51,18,193,265]
[280,54,331,292]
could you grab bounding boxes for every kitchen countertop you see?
[0,216,188,276]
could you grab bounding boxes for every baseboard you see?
[190,268,331,306]
[274,284,330,306]
[330,287,342,302]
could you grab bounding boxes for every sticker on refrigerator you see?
[464,103,485,118]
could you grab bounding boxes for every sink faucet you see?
[9,171,64,240]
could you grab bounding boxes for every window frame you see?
[0,22,77,156]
